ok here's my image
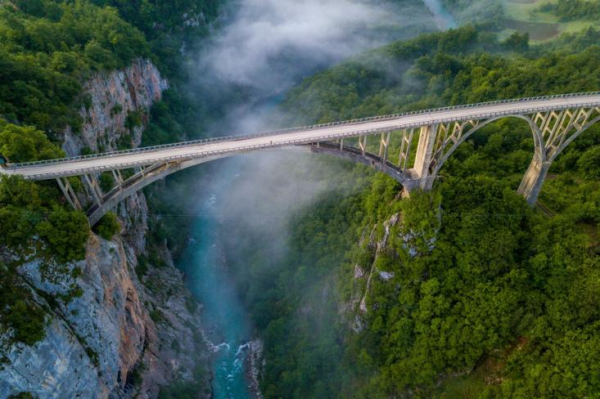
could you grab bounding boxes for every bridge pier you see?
[56,178,82,211]
[412,124,438,190]
[83,174,104,207]
[112,169,124,185]
[517,154,552,206]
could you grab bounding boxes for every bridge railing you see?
[18,98,600,180]
[9,91,600,170]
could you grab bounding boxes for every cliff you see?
[62,59,168,157]
[345,207,438,332]
[0,60,210,398]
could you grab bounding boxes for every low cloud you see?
[186,0,438,265]
[197,0,429,94]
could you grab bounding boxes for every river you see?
[177,0,457,397]
[178,159,254,399]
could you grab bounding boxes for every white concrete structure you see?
[2,92,599,225]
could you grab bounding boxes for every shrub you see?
[93,212,120,240]
[36,208,90,262]
[5,300,46,346]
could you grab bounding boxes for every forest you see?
[219,26,600,398]
[539,0,600,21]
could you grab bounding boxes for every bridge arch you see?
[422,108,600,205]
[88,155,228,225]
[427,114,542,181]
[88,145,411,225]
[549,114,600,162]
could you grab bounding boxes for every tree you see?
[5,300,46,346]
[94,212,120,240]
[0,122,64,163]
[578,146,600,179]
[502,32,530,52]
[36,208,90,262]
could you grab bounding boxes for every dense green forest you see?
[219,26,600,398]
[441,0,503,25]
[2,1,600,397]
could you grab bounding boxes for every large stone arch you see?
[549,114,600,162]
[419,110,600,205]
[305,143,410,184]
[518,113,600,204]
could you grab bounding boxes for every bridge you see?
[1,92,599,225]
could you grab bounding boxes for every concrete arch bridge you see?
[1,92,599,226]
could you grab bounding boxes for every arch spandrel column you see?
[518,107,600,205]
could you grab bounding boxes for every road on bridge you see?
[2,93,600,180]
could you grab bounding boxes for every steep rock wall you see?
[344,209,438,332]
[1,233,210,398]
[62,59,168,156]
[0,60,210,399]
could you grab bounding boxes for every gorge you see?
[2,0,600,398]
[174,0,459,397]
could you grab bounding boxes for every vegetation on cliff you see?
[1,0,149,133]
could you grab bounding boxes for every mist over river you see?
[176,0,457,397]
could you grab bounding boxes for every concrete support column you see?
[358,135,368,156]
[517,154,552,206]
[398,129,415,172]
[112,169,123,185]
[56,178,82,211]
[412,124,438,190]
[379,132,391,163]
[83,174,103,207]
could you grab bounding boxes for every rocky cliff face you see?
[0,231,210,398]
[0,60,210,399]
[62,59,168,157]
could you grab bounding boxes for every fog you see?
[199,0,432,96]
[189,0,438,217]
[185,0,441,272]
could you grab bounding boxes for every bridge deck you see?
[3,93,600,180]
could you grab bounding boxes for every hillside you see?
[0,1,220,397]
[220,26,600,398]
